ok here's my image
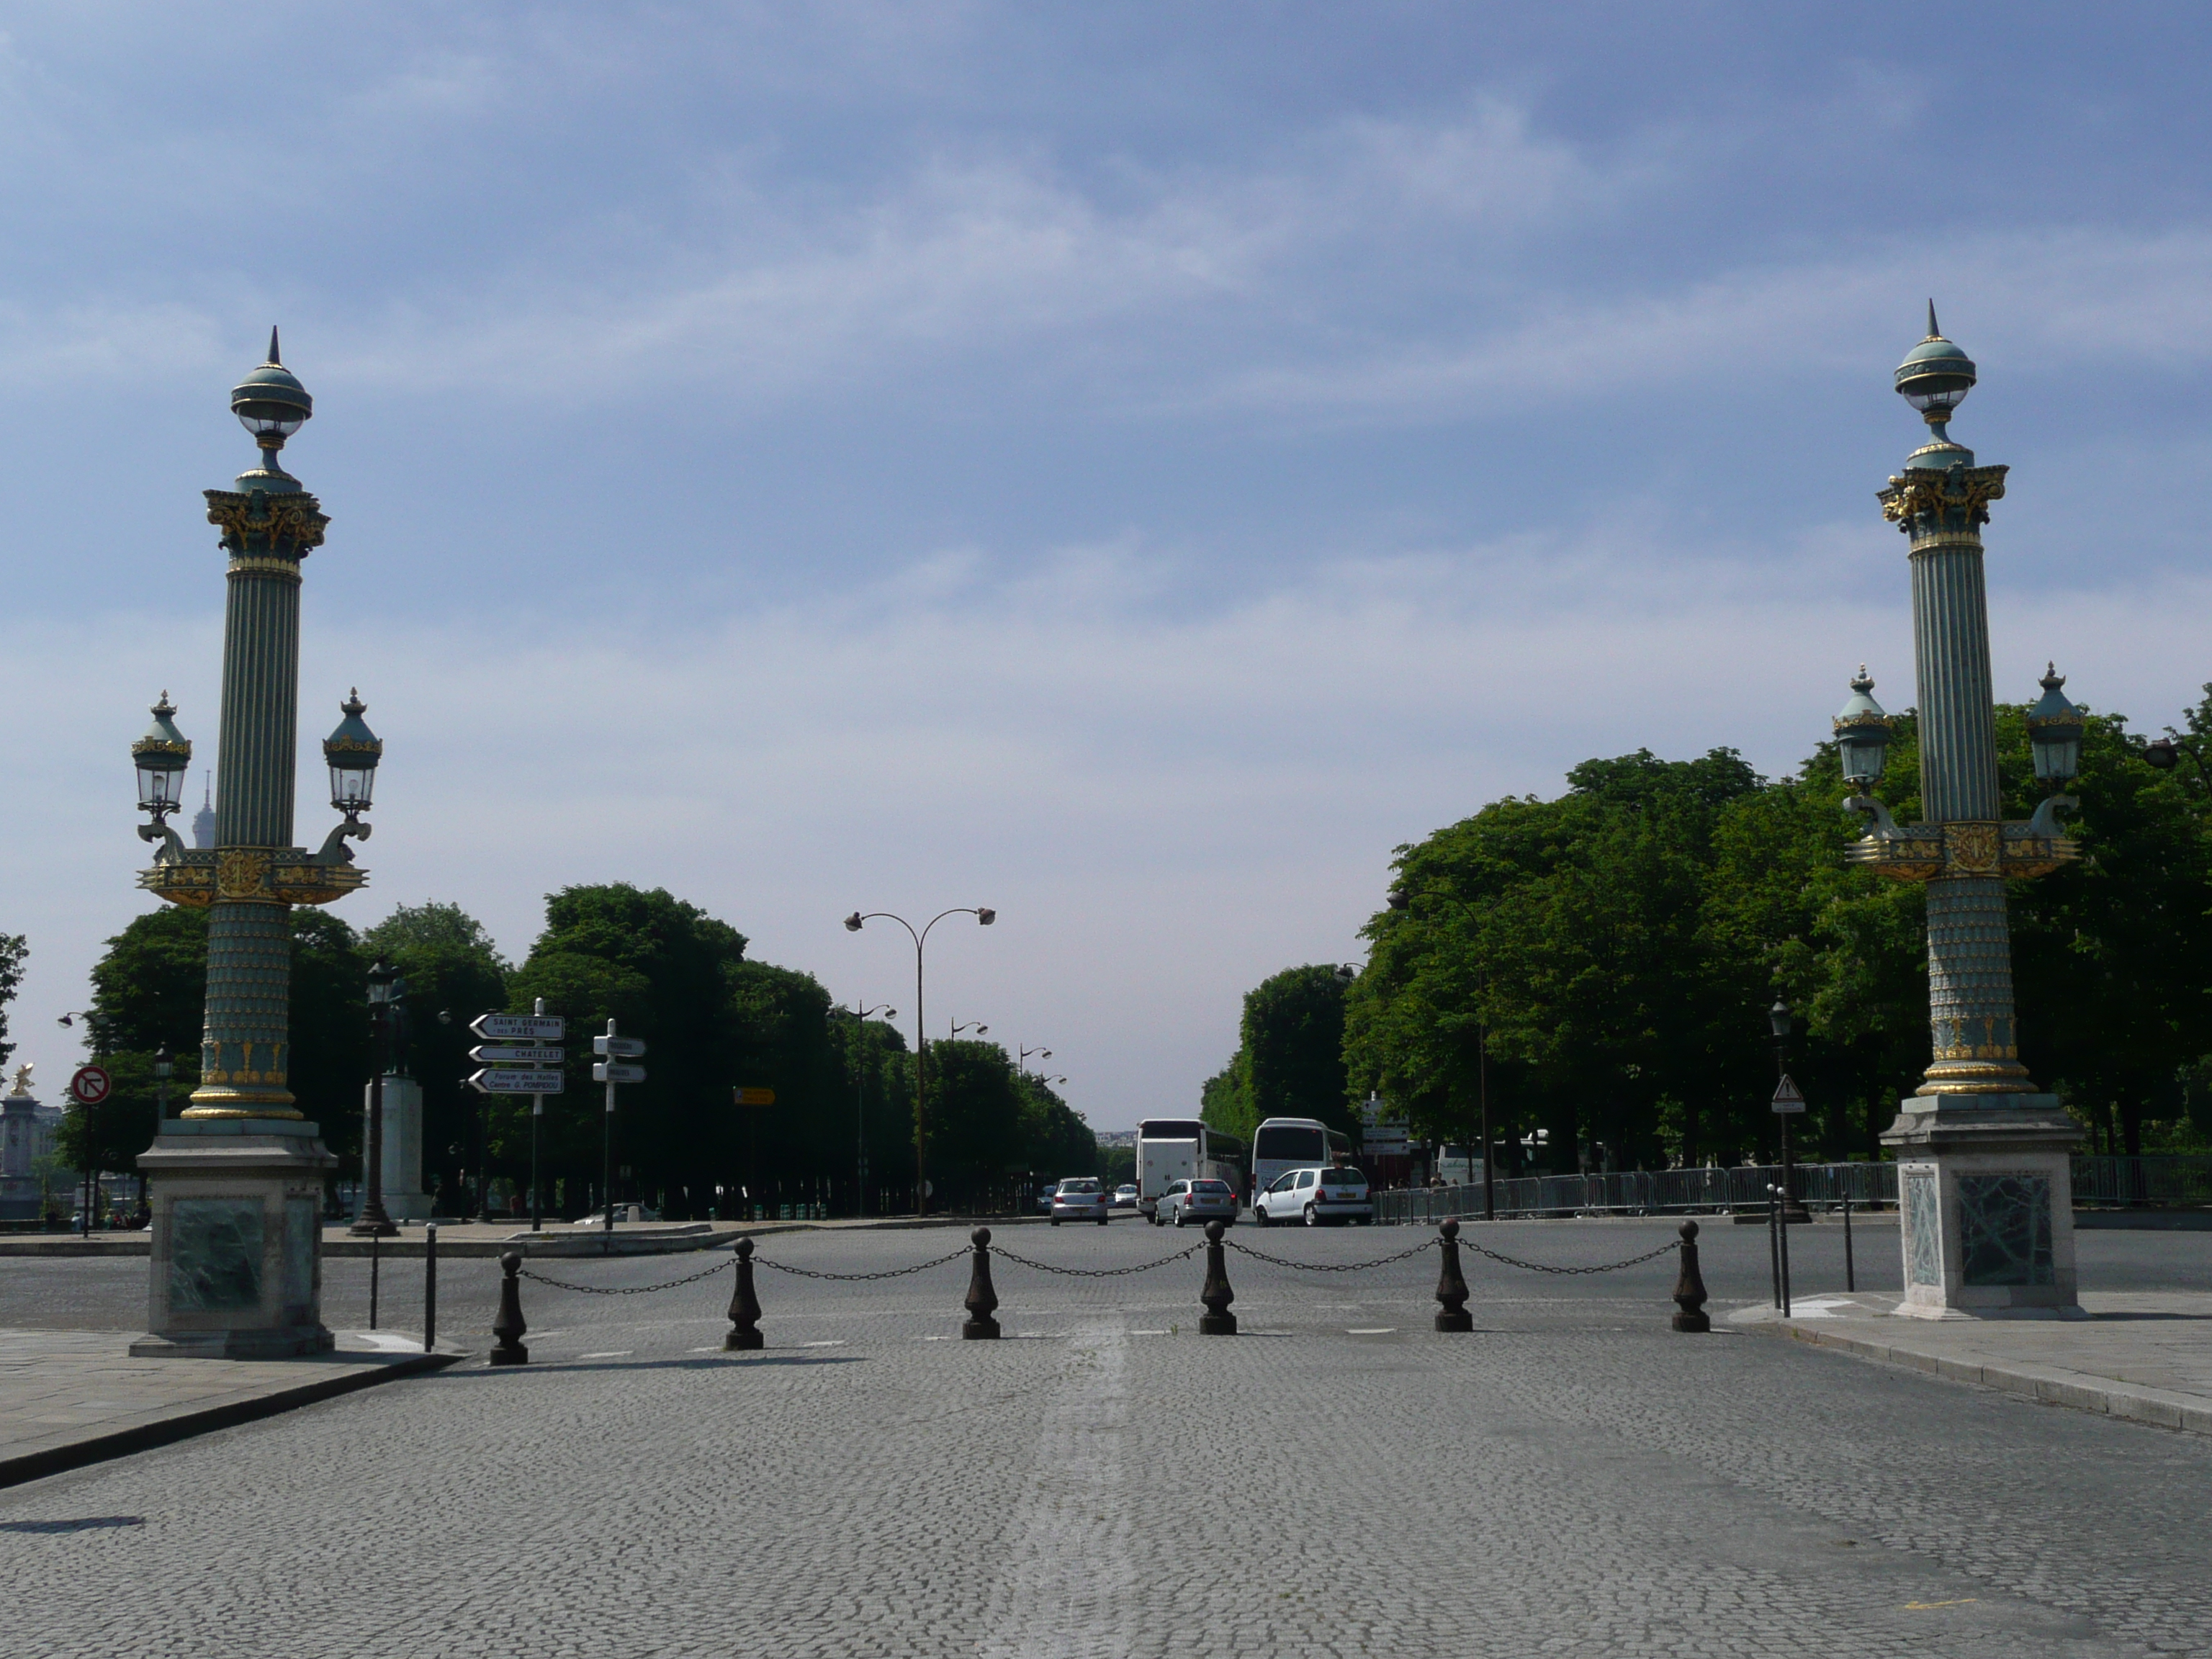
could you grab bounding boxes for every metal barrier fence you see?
[1376,1162,1898,1223]
[1379,1154,2212,1223]
[2072,1155,2212,1208]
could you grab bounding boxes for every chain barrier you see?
[989,1243,1202,1277]
[750,1245,973,1282]
[1456,1236,1679,1276]
[1223,1236,1437,1273]
[516,1257,733,1295]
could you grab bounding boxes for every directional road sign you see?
[469,1044,565,1066]
[592,1035,647,1058]
[593,1062,647,1084]
[1771,1074,1807,1115]
[472,1013,567,1041]
[732,1086,776,1106]
[68,1065,112,1107]
[470,1068,566,1095]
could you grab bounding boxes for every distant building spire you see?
[192,773,216,850]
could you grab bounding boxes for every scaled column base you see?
[1881,1094,2085,1320]
[134,1119,338,1359]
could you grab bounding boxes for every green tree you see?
[361,902,510,1206]
[508,884,748,1213]
[0,932,25,1071]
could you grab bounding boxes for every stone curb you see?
[0,1346,463,1491]
[1743,1313,2212,1438]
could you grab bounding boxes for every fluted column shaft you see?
[1907,521,2031,1094]
[186,468,325,1118]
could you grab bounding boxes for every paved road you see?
[6,1218,2210,1657]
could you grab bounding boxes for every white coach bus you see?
[1135,1119,1246,1220]
[1250,1116,1354,1202]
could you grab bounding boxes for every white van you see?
[1136,1118,1205,1220]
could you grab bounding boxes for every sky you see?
[4,3,2210,1129]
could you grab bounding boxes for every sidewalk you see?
[0,1328,459,1489]
[1731,1290,2212,1437]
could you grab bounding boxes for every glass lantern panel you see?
[329,763,376,809]
[1838,735,1887,785]
[138,760,184,811]
[2031,734,2080,783]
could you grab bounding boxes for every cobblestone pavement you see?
[4,1219,2211,1657]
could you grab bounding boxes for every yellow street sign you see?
[732,1086,776,1106]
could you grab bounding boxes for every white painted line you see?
[799,1339,845,1348]
[580,1351,633,1359]
[1346,1328,1396,1336]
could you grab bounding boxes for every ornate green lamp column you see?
[130,333,380,1358]
[1843,307,2087,1319]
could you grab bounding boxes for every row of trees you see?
[59,884,1096,1217]
[1204,690,2212,1172]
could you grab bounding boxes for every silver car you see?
[1049,1177,1112,1226]
[1156,1177,1238,1228]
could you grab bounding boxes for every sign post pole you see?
[466,1007,566,1229]
[590,1023,649,1245]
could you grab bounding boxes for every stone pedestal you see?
[1,1082,57,1223]
[367,1074,431,1221]
[1881,1094,2084,1320]
[132,1118,336,1357]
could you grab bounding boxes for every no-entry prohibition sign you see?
[69,1064,112,1107]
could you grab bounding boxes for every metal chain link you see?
[750,1245,972,1282]
[1223,1237,1437,1272]
[516,1257,733,1295]
[989,1243,1202,1277]
[1455,1236,1680,1276]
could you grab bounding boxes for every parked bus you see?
[1135,1120,1245,1219]
[1250,1116,1354,1202]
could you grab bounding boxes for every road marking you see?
[978,1323,1133,1656]
[1128,1329,1169,1336]
[579,1351,632,1359]
[1904,1600,1979,1609]
[1346,1327,1396,1335]
[799,1339,845,1348]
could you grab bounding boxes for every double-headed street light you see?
[843,907,996,1214]
[1019,1045,1051,1075]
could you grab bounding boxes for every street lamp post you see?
[840,1002,896,1216]
[1019,1046,1051,1075]
[845,907,996,1214]
[129,333,382,1357]
[1841,306,2087,1318]
[352,961,400,1237]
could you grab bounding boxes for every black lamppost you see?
[1019,1045,1051,1075]
[950,1019,988,1039]
[840,1002,895,1216]
[351,960,400,1237]
[844,907,997,1214]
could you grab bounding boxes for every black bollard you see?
[424,1222,438,1352]
[490,1250,530,1366]
[1434,1218,1473,1333]
[725,1236,763,1351]
[1842,1192,1856,1292]
[1671,1220,1710,1333]
[1199,1219,1237,1335]
[963,1227,1001,1339]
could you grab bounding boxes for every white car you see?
[1049,1177,1112,1226]
[1252,1164,1372,1226]
[1155,1177,1238,1228]
[1111,1183,1140,1211]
